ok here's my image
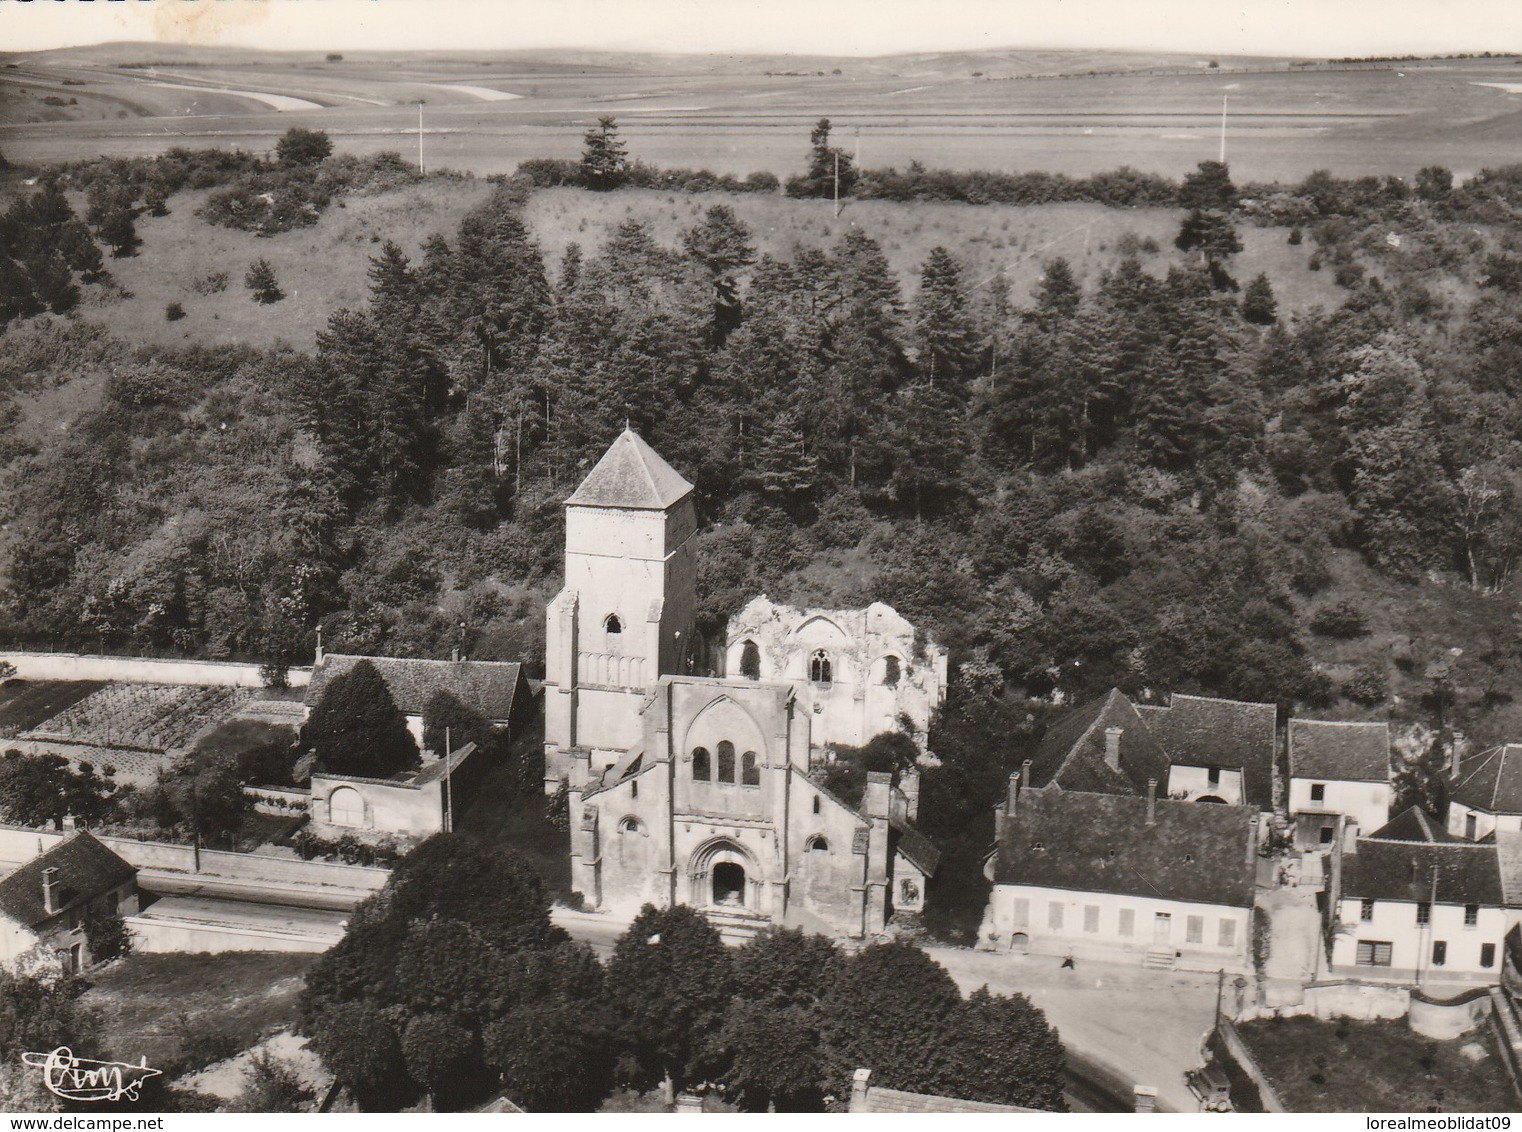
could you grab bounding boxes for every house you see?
[1135,693,1277,809]
[1446,744,1522,842]
[723,596,948,751]
[550,431,939,938]
[1022,689,1174,798]
[0,831,139,975]
[982,778,1260,972]
[309,741,480,839]
[1327,812,1507,986]
[304,653,532,750]
[847,1068,1041,1114]
[1287,719,1393,848]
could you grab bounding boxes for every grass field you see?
[1237,1015,1515,1113]
[82,951,315,1073]
[72,175,1360,354]
[6,45,1522,183]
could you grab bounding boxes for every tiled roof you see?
[889,814,941,876]
[1136,693,1277,809]
[564,429,693,510]
[304,654,524,721]
[1024,689,1173,797]
[1342,838,1504,905]
[413,741,478,786]
[992,786,1258,908]
[0,831,136,929]
[1450,745,1522,815]
[1367,806,1462,844]
[1494,831,1522,906]
[1288,719,1390,784]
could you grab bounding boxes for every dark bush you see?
[1310,601,1369,639]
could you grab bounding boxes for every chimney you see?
[864,771,892,820]
[1006,770,1022,816]
[1104,726,1123,772]
[452,647,460,663]
[1246,814,1258,864]
[1021,759,1033,789]
[41,866,60,915]
[1145,778,1157,827]
[1451,732,1465,780]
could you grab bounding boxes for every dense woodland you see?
[8,129,1522,934]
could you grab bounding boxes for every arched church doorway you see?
[1010,932,1030,955]
[712,861,747,907]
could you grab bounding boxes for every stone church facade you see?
[546,430,942,938]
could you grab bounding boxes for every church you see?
[545,430,945,939]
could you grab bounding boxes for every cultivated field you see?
[0,678,107,733]
[6,44,1522,183]
[21,682,253,753]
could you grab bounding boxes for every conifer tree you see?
[302,658,419,777]
[579,116,628,190]
[1241,273,1279,325]
[245,258,283,304]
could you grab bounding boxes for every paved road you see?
[551,908,1212,1112]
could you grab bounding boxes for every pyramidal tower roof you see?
[565,429,694,510]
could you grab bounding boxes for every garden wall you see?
[0,651,313,688]
[0,824,388,893]
[1408,987,1493,1040]
[1216,1019,1287,1114]
[126,913,341,955]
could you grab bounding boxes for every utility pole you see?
[833,151,841,219]
[418,103,426,175]
[1219,94,1228,164]
[191,778,201,873]
[444,725,453,834]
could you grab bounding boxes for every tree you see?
[302,658,419,777]
[580,116,628,190]
[421,689,495,759]
[308,1002,413,1111]
[942,987,1066,1110]
[1241,273,1278,325]
[401,1013,480,1110]
[1415,165,1454,202]
[913,247,979,387]
[276,128,334,168]
[83,908,132,963]
[682,204,756,343]
[819,939,962,1096]
[788,118,856,199]
[483,999,615,1112]
[233,1051,314,1113]
[1178,159,1238,210]
[0,752,117,830]
[1175,209,1243,266]
[245,258,283,304]
[85,182,138,258]
[1394,736,1450,820]
[1032,256,1081,323]
[606,903,732,1091]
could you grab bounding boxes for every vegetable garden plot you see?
[22,683,256,753]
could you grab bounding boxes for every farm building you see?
[1287,719,1394,849]
[981,779,1260,973]
[304,653,532,748]
[1135,693,1277,809]
[0,831,139,975]
[1446,743,1522,842]
[308,741,482,838]
[1327,813,1507,987]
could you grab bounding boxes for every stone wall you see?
[0,652,312,688]
[0,824,389,892]
[126,914,340,955]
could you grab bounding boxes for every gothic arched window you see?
[604,613,622,635]
[810,649,832,685]
[692,747,711,781]
[882,655,901,686]
[717,740,736,783]
[740,640,761,679]
[741,750,760,786]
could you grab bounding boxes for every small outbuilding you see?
[0,831,138,975]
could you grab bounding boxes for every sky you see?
[2,0,1519,59]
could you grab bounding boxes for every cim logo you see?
[20,1048,163,1103]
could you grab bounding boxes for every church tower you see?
[544,430,697,789]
